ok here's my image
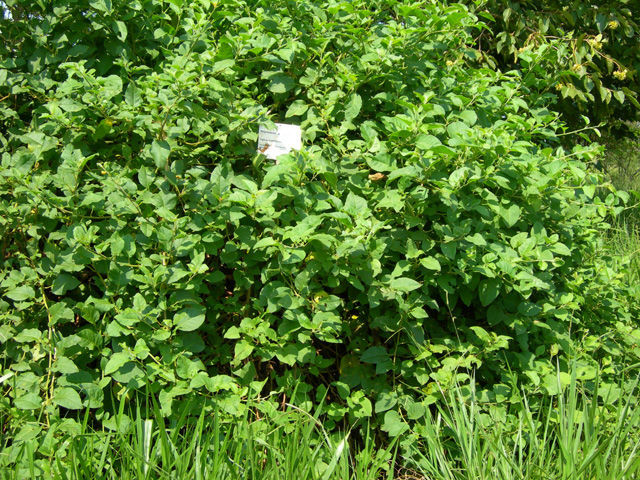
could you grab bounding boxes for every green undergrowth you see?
[600,122,640,291]
[2,370,639,480]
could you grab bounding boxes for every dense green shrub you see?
[0,0,638,439]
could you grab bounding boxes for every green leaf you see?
[174,305,206,331]
[49,302,74,324]
[446,121,471,138]
[54,356,79,374]
[53,387,83,410]
[479,278,500,306]
[376,190,404,212]
[500,204,521,227]
[5,286,36,302]
[343,192,369,217]
[114,20,127,41]
[89,0,113,13]
[374,392,397,413]
[381,411,409,437]
[101,75,123,99]
[390,277,422,292]
[286,100,309,118]
[150,140,171,168]
[14,328,41,343]
[234,340,254,364]
[420,256,441,271]
[361,346,392,374]
[224,326,241,339]
[405,400,425,420]
[268,74,294,94]
[416,134,442,150]
[52,273,80,295]
[459,110,477,125]
[347,392,372,419]
[275,344,299,366]
[344,93,362,121]
[104,352,130,375]
[470,326,491,343]
[211,59,235,74]
[14,393,42,410]
[125,83,142,106]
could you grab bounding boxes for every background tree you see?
[462,0,640,132]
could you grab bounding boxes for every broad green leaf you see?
[376,190,404,212]
[268,74,294,93]
[470,326,491,343]
[344,93,362,122]
[360,346,392,373]
[52,273,80,295]
[420,256,441,271]
[275,344,299,366]
[5,286,35,302]
[54,356,79,374]
[234,340,254,363]
[447,121,471,138]
[53,387,83,410]
[405,400,425,420]
[211,59,235,73]
[150,140,171,169]
[343,192,369,217]
[390,277,422,292]
[114,20,127,41]
[15,393,42,410]
[174,305,206,331]
[286,100,309,118]
[101,75,123,99]
[416,134,442,150]
[89,0,113,13]
[479,278,500,306]
[374,392,397,413]
[14,328,42,343]
[125,83,142,106]
[104,352,131,375]
[459,109,477,125]
[500,204,521,227]
[381,411,409,437]
[347,392,372,419]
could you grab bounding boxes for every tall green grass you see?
[0,398,397,480]
[405,371,640,480]
[608,218,640,287]
[2,370,639,479]
[601,122,640,291]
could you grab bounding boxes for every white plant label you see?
[257,123,301,160]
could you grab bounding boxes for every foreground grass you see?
[405,372,640,480]
[2,371,640,479]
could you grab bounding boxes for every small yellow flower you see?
[608,20,619,30]
[351,315,359,320]
[587,35,603,49]
[613,69,628,80]
[446,60,455,67]
[555,83,564,91]
[101,170,107,174]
